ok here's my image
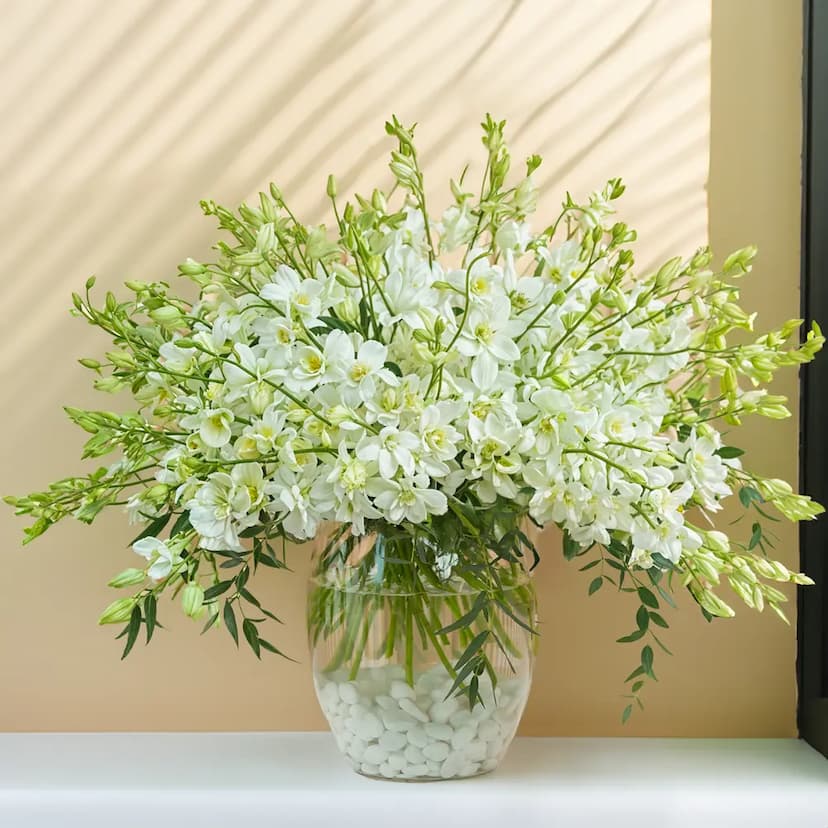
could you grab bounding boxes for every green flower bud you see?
[178,258,206,276]
[181,584,205,618]
[326,174,338,199]
[98,597,135,625]
[108,568,146,588]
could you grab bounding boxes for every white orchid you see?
[133,537,182,581]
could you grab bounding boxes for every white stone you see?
[403,762,429,778]
[440,751,466,778]
[426,760,442,775]
[463,739,487,762]
[429,698,460,724]
[407,726,428,748]
[461,762,481,776]
[387,753,407,771]
[360,762,380,776]
[375,695,397,711]
[451,725,476,750]
[404,744,424,764]
[477,720,500,742]
[398,698,429,723]
[320,682,339,709]
[423,741,450,762]
[347,738,368,761]
[381,708,417,733]
[390,680,416,700]
[338,682,360,705]
[363,744,388,765]
[378,761,397,778]
[351,712,384,740]
[449,709,475,729]
[378,730,407,752]
[481,758,499,772]
[424,722,453,742]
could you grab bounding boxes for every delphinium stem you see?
[404,598,415,686]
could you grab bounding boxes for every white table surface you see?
[0,733,826,827]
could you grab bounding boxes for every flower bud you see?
[98,597,135,625]
[178,258,206,276]
[181,584,205,618]
[107,568,146,588]
[326,175,338,199]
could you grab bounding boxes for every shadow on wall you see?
[0,0,713,734]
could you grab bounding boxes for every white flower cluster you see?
[141,195,757,571]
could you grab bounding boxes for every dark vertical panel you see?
[799,0,828,758]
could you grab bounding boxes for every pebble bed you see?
[316,664,529,780]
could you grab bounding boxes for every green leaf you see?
[636,605,650,631]
[739,486,761,508]
[649,612,669,628]
[144,593,157,643]
[621,704,633,724]
[454,630,490,673]
[617,629,646,643]
[318,314,357,333]
[625,665,645,682]
[129,512,170,546]
[748,522,762,550]
[578,559,601,571]
[243,619,261,659]
[121,606,142,660]
[631,680,644,693]
[437,592,487,634]
[716,446,745,459]
[641,645,654,676]
[637,587,659,609]
[223,601,239,645]
[204,580,233,600]
[258,638,294,659]
[588,577,603,596]
[169,511,192,537]
[562,530,584,560]
[384,361,403,377]
[656,585,677,609]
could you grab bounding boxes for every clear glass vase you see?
[307,520,538,781]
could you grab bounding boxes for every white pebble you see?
[461,762,481,776]
[449,709,474,729]
[363,744,388,765]
[375,695,397,711]
[424,722,453,742]
[404,744,424,764]
[378,730,407,752]
[451,725,476,750]
[426,760,442,775]
[463,739,487,762]
[352,712,384,740]
[440,751,466,778]
[429,698,460,724]
[407,726,428,748]
[378,762,397,778]
[390,680,416,700]
[381,708,417,732]
[477,720,500,742]
[423,741,450,762]
[398,698,429,723]
[347,738,368,761]
[360,762,380,776]
[403,762,429,778]
[320,682,339,708]
[338,682,360,705]
[387,753,407,771]
[481,758,498,772]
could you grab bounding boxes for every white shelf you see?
[0,733,826,827]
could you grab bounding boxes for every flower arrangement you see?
[7,115,823,727]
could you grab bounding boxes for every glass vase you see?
[307,520,537,781]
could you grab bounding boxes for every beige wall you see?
[0,0,804,736]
